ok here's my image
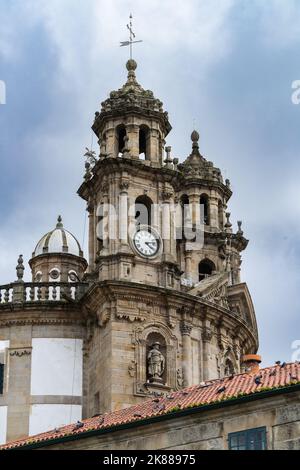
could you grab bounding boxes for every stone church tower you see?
[0,58,258,443]
[78,59,258,417]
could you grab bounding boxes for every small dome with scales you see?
[32,216,84,258]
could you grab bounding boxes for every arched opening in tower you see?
[198,259,215,282]
[116,124,126,157]
[135,195,153,228]
[179,194,190,240]
[200,194,209,225]
[139,125,150,160]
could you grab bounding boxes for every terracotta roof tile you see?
[1,362,300,450]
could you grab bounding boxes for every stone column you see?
[209,195,219,229]
[181,322,193,387]
[184,250,193,282]
[148,128,160,164]
[101,183,110,255]
[126,123,139,159]
[189,193,200,227]
[105,127,116,158]
[202,326,213,381]
[88,202,95,272]
[161,190,173,259]
[119,181,129,250]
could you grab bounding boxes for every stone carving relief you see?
[147,342,165,384]
[131,322,177,396]
[9,348,32,357]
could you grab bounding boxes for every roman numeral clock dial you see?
[133,228,161,258]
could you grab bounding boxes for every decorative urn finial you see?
[16,255,25,281]
[190,129,201,156]
[56,215,63,228]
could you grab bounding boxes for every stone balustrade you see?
[0,281,89,305]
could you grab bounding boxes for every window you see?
[198,259,215,282]
[116,124,126,157]
[139,125,150,160]
[200,194,209,225]
[0,363,4,394]
[135,195,153,228]
[228,427,267,450]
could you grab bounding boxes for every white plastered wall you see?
[29,404,81,436]
[0,406,7,445]
[0,341,9,444]
[31,338,83,396]
[30,338,83,436]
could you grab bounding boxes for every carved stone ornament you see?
[180,322,193,336]
[119,181,130,192]
[177,368,184,387]
[9,348,32,357]
[97,308,111,327]
[128,360,137,378]
[202,327,213,342]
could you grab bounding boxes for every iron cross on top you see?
[120,14,143,60]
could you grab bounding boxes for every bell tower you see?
[93,59,171,164]
[79,59,181,291]
[78,56,258,418]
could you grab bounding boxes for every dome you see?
[32,216,84,258]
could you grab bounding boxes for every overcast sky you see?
[0,0,300,366]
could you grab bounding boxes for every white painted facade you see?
[29,404,82,436]
[31,338,83,396]
[0,406,7,445]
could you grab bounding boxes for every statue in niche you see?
[147,342,165,383]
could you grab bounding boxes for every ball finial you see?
[126,59,137,72]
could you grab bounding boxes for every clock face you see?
[133,229,160,258]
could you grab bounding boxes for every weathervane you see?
[120,14,143,60]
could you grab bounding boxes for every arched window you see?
[139,125,150,160]
[218,200,224,230]
[135,195,153,228]
[224,359,235,376]
[198,259,215,282]
[200,194,209,225]
[116,124,126,157]
[179,194,189,239]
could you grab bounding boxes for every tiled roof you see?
[1,362,300,450]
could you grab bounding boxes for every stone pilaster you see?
[180,321,193,387]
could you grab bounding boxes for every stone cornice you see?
[82,280,258,347]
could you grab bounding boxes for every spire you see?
[56,215,63,228]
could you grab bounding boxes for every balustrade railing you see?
[0,282,88,305]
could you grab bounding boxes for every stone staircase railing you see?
[0,282,89,305]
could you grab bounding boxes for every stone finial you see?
[56,215,63,228]
[191,129,200,152]
[173,158,179,170]
[237,221,244,236]
[225,179,231,189]
[126,59,137,72]
[84,161,92,181]
[16,255,25,281]
[164,146,173,169]
[225,212,232,229]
